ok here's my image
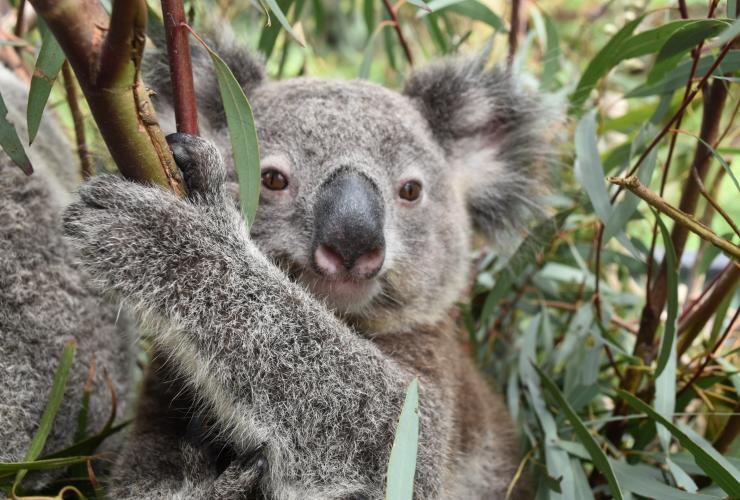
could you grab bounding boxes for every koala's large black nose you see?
[312,171,385,279]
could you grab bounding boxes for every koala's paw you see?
[167,133,226,202]
[213,448,269,499]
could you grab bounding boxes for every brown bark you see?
[161,0,199,135]
[28,0,185,195]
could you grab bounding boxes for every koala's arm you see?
[63,137,444,499]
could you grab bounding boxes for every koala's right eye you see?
[261,169,289,190]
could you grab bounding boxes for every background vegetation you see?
[0,0,738,498]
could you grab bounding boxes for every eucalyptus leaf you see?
[0,91,33,174]
[27,19,66,145]
[385,378,420,500]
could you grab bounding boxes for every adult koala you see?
[61,37,552,499]
[0,64,133,487]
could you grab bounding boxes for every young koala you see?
[62,40,551,499]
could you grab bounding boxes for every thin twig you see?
[607,176,740,260]
[61,61,93,179]
[161,0,199,135]
[691,164,740,237]
[13,0,25,38]
[382,0,413,66]
[677,308,740,396]
[508,0,521,66]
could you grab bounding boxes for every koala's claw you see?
[167,133,226,202]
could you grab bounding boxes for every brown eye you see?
[399,181,422,202]
[261,169,288,190]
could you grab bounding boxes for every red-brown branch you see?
[161,0,199,134]
[382,0,413,66]
[508,0,521,65]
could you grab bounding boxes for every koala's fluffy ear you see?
[144,32,265,129]
[404,57,554,241]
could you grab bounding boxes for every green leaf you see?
[618,20,697,60]
[258,0,295,59]
[627,50,740,97]
[617,390,740,497]
[611,460,723,499]
[716,17,740,44]
[27,19,66,145]
[570,15,645,112]
[385,378,419,500]
[360,25,389,79]
[647,20,729,84]
[363,0,375,35]
[405,0,431,12]
[574,110,611,223]
[678,131,739,193]
[0,456,91,473]
[196,41,262,226]
[534,364,624,500]
[540,12,560,90]
[417,0,505,31]
[654,213,678,378]
[262,0,305,47]
[14,341,76,490]
[0,91,33,175]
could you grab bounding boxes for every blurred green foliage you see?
[1,0,739,498]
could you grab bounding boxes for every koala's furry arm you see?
[64,137,444,499]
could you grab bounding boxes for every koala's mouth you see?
[284,261,382,314]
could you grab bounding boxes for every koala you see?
[2,32,552,498]
[0,63,134,491]
[62,36,553,498]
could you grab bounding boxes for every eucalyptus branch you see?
[507,0,521,65]
[677,263,740,355]
[28,0,185,195]
[382,0,413,66]
[61,61,93,179]
[607,176,740,260]
[161,0,199,134]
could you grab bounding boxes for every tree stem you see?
[161,0,199,134]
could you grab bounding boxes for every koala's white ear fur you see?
[404,57,554,241]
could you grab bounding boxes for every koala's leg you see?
[63,135,448,499]
[109,356,267,499]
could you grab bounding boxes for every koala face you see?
[247,79,472,331]
[149,48,551,333]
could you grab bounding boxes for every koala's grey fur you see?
[0,65,134,489]
[2,32,552,498]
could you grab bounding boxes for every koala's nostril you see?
[314,244,344,276]
[352,247,385,278]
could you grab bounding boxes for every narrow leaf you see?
[14,341,76,489]
[417,0,505,31]
[192,36,262,226]
[619,20,697,60]
[258,0,295,59]
[0,456,91,473]
[654,213,678,377]
[385,378,420,500]
[574,110,611,223]
[0,92,33,174]
[262,0,306,47]
[27,19,66,144]
[535,364,624,500]
[617,390,740,497]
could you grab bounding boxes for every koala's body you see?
[0,65,133,486]
[2,34,552,498]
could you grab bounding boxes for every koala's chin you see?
[296,268,382,315]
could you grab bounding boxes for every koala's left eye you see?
[262,169,289,190]
[399,181,422,202]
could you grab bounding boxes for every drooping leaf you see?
[193,36,261,226]
[385,378,420,500]
[716,17,740,44]
[618,20,697,60]
[0,91,33,174]
[262,0,305,47]
[611,459,722,499]
[0,456,91,473]
[258,0,295,59]
[618,390,740,497]
[627,50,740,97]
[535,364,623,499]
[14,341,76,490]
[417,0,505,31]
[540,12,560,90]
[654,213,678,378]
[27,19,66,145]
[574,110,611,223]
[647,20,730,84]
